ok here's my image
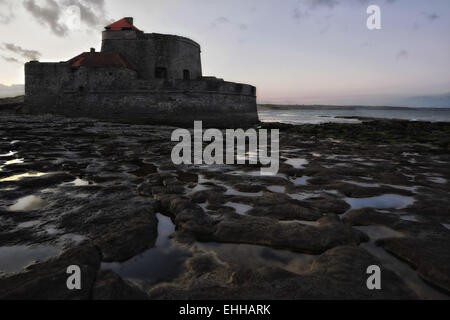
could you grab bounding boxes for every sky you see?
[0,0,449,106]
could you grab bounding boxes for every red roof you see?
[67,52,133,69]
[105,18,140,31]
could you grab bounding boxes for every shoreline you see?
[0,111,449,300]
[258,104,450,111]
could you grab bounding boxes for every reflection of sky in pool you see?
[285,158,309,169]
[0,245,60,273]
[345,194,415,210]
[102,214,191,289]
[290,176,310,186]
[194,242,315,276]
[8,195,47,211]
[224,202,253,215]
[0,172,48,182]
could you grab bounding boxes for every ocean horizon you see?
[258,107,450,124]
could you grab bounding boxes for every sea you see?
[258,108,450,125]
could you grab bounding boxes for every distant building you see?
[25,17,258,127]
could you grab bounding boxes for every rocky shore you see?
[0,112,449,300]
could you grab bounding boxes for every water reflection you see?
[0,151,17,157]
[8,195,47,211]
[194,242,316,276]
[102,214,191,290]
[290,176,310,186]
[285,158,309,169]
[345,194,415,210]
[354,225,403,240]
[224,202,253,215]
[0,245,60,273]
[267,185,286,193]
[3,158,25,166]
[0,172,48,182]
[361,242,448,300]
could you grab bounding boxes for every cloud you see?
[422,12,440,22]
[305,0,339,9]
[357,0,396,4]
[292,7,310,21]
[292,0,337,25]
[64,0,111,27]
[2,43,42,60]
[238,23,248,31]
[297,0,396,10]
[210,16,249,33]
[396,49,408,60]
[23,0,68,36]
[0,0,15,24]
[1,55,21,64]
[23,0,111,37]
[210,16,230,28]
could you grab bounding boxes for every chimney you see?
[124,17,133,25]
[90,48,95,53]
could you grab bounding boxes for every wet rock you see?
[176,171,198,183]
[343,208,400,226]
[344,208,449,239]
[59,194,160,262]
[304,196,350,214]
[175,209,367,254]
[247,203,321,221]
[403,194,450,219]
[329,182,413,198]
[149,246,417,299]
[92,270,148,300]
[94,217,158,262]
[0,242,100,300]
[1,114,449,299]
[190,190,228,206]
[175,208,216,240]
[151,185,186,195]
[129,162,157,177]
[228,193,320,220]
[232,183,266,193]
[378,237,450,294]
[0,228,54,246]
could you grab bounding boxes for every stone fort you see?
[25,17,258,127]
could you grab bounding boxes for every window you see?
[155,67,168,79]
[183,69,190,80]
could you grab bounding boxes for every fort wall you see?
[101,31,202,81]
[25,63,257,127]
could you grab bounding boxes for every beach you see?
[0,112,449,299]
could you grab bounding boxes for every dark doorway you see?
[155,67,168,79]
[183,69,190,80]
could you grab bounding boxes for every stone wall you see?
[25,62,71,107]
[24,62,258,128]
[101,31,202,81]
[25,62,138,107]
[54,89,257,128]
